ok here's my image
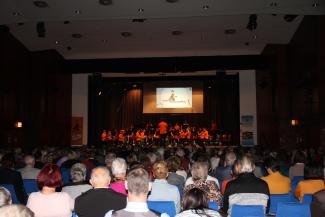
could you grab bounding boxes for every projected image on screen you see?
[156,87,192,108]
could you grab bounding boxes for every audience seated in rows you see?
[18,155,40,180]
[27,164,74,217]
[148,160,181,213]
[261,157,291,194]
[0,204,34,217]
[109,158,128,195]
[166,156,185,187]
[212,151,236,181]
[0,187,12,207]
[0,153,27,204]
[61,163,92,200]
[176,188,221,217]
[75,166,126,217]
[105,167,169,217]
[221,155,270,216]
[184,161,222,203]
[311,189,325,217]
[294,164,325,201]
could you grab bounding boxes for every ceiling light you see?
[67,46,72,51]
[138,8,144,12]
[55,41,60,45]
[17,22,25,26]
[33,1,49,8]
[121,32,132,37]
[99,0,112,5]
[312,2,319,7]
[284,15,298,22]
[166,0,179,3]
[245,42,250,46]
[102,39,108,43]
[172,30,183,36]
[224,29,236,34]
[74,10,81,14]
[208,86,211,89]
[246,14,257,31]
[64,21,70,24]
[72,33,83,38]
[203,5,209,10]
[253,35,257,39]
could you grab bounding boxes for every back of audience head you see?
[0,187,12,207]
[90,166,111,188]
[0,205,34,217]
[70,163,87,183]
[105,153,116,168]
[167,156,181,173]
[304,164,323,180]
[235,154,255,174]
[24,155,35,168]
[191,161,209,182]
[0,153,15,168]
[264,157,280,173]
[37,163,63,189]
[225,151,237,167]
[153,160,168,179]
[111,158,127,179]
[182,188,208,211]
[126,167,150,196]
[294,151,306,164]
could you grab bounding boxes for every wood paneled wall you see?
[256,16,325,149]
[0,31,71,148]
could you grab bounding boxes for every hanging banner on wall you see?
[71,117,83,146]
[240,115,255,146]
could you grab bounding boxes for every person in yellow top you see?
[294,164,325,202]
[261,158,291,194]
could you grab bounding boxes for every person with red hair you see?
[27,163,74,217]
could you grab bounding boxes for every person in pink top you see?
[27,164,74,217]
[109,158,128,195]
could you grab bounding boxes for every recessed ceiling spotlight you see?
[74,10,81,14]
[270,2,278,7]
[102,39,108,43]
[203,5,209,10]
[64,21,70,24]
[17,22,25,26]
[224,29,236,34]
[12,12,21,16]
[55,40,60,45]
[138,8,144,12]
[245,42,250,46]
[253,35,257,39]
[166,0,179,3]
[72,33,83,38]
[33,1,49,8]
[99,0,112,5]
[312,2,319,7]
[121,32,132,37]
[208,86,212,89]
[67,46,72,51]
[172,30,183,36]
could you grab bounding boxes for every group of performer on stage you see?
[100,120,231,146]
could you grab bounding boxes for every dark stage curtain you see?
[118,89,142,129]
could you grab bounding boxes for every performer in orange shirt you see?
[158,120,168,144]
[199,128,209,140]
[101,130,107,142]
[118,130,126,143]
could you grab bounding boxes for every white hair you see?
[237,155,255,173]
[111,158,127,177]
[70,163,87,182]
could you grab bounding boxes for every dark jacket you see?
[0,166,27,204]
[221,172,270,215]
[75,188,127,217]
[311,189,325,217]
